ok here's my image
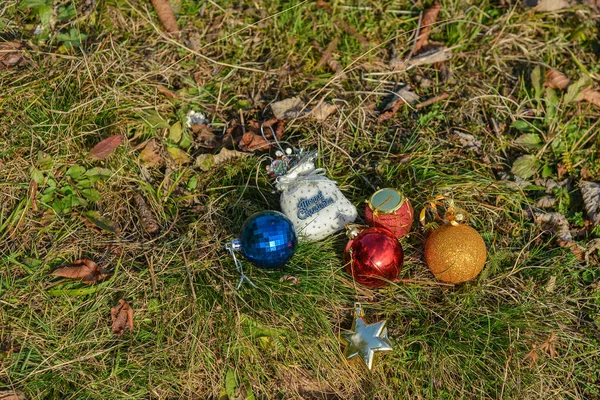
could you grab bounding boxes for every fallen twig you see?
[413,4,441,53]
[416,92,450,109]
[315,38,344,76]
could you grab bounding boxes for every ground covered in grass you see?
[2,0,600,399]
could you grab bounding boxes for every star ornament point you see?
[341,316,393,371]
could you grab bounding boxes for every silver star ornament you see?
[341,303,393,371]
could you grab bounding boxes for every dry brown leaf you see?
[378,89,419,123]
[90,135,123,160]
[580,181,600,225]
[414,4,442,53]
[239,132,270,152]
[523,347,539,368]
[585,238,600,264]
[222,121,244,146]
[311,102,338,121]
[139,139,163,167]
[52,259,110,284]
[270,97,307,120]
[0,391,25,400]
[538,332,558,359]
[392,46,452,71]
[246,118,285,139]
[156,84,180,99]
[557,163,568,180]
[111,299,134,336]
[556,237,585,260]
[0,41,29,70]
[536,195,557,208]
[533,0,570,12]
[545,69,570,90]
[134,194,159,235]
[191,124,219,149]
[196,148,249,171]
[166,147,191,164]
[453,131,482,154]
[279,274,300,285]
[579,87,600,108]
[150,0,179,36]
[534,212,572,241]
[277,366,336,399]
[409,47,452,67]
[545,275,557,293]
[214,148,248,165]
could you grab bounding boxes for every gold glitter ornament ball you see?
[424,224,487,284]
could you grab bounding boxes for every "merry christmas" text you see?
[297,191,335,220]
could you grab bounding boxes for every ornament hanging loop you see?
[260,121,287,156]
[226,240,257,289]
[419,195,469,230]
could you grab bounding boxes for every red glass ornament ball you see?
[344,227,404,288]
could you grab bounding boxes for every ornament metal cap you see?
[345,223,366,239]
[367,188,407,215]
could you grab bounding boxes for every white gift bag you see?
[276,162,357,242]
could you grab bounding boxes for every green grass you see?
[2,0,600,398]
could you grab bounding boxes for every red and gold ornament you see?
[364,188,414,239]
[344,225,404,288]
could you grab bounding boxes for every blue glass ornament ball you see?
[239,211,298,269]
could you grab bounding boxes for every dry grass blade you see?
[545,69,570,90]
[150,0,179,37]
[134,194,160,235]
[52,259,110,284]
[111,299,134,336]
[0,41,29,70]
[29,179,38,212]
[414,4,441,53]
[90,135,123,160]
